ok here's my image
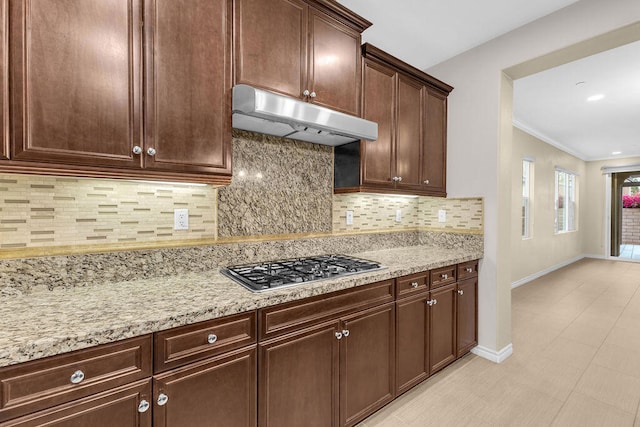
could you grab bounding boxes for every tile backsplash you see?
[0,132,483,253]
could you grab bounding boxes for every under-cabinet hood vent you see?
[232,84,378,146]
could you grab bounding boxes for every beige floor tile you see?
[592,342,640,379]
[542,336,599,370]
[552,392,635,427]
[574,364,640,413]
[559,318,613,347]
[603,326,640,352]
[355,412,406,426]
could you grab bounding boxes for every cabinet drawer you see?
[430,265,456,289]
[396,272,428,299]
[259,279,395,340]
[457,260,479,280]
[154,311,256,374]
[0,335,152,422]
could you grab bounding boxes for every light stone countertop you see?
[0,245,482,368]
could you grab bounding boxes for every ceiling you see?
[337,0,640,162]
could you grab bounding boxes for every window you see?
[555,169,577,233]
[522,159,532,238]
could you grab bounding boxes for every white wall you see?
[427,0,640,355]
[510,128,586,284]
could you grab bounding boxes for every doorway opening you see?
[611,172,640,259]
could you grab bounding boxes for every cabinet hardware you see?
[342,329,350,337]
[441,273,448,279]
[146,147,157,156]
[466,267,473,273]
[207,334,218,344]
[132,145,142,155]
[424,179,430,185]
[70,370,85,384]
[138,400,150,413]
[310,91,317,98]
[335,331,343,340]
[411,282,419,288]
[458,290,464,295]
[157,393,169,406]
[303,89,310,96]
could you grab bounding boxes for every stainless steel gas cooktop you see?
[221,254,385,293]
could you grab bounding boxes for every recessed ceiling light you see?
[587,94,605,102]
[612,151,622,155]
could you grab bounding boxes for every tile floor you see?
[357,258,640,426]
[619,244,640,260]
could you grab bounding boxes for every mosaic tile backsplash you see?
[0,131,483,252]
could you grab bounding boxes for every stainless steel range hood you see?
[232,84,377,146]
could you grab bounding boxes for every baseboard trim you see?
[511,255,585,289]
[471,344,513,363]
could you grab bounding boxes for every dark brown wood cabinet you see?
[0,380,152,427]
[2,0,232,184]
[153,347,256,427]
[258,280,395,427]
[334,43,453,197]
[234,0,370,116]
[395,293,429,396]
[144,0,232,176]
[1,0,8,161]
[456,277,478,357]
[429,283,457,374]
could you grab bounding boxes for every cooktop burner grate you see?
[221,254,385,292]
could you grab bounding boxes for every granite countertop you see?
[0,245,482,368]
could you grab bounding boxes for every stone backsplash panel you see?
[217,131,333,237]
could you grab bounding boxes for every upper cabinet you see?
[2,0,231,184]
[234,0,371,117]
[335,44,453,197]
[1,0,7,161]
[144,0,232,176]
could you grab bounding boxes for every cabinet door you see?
[234,0,307,100]
[309,8,360,116]
[1,0,7,160]
[421,88,447,196]
[259,322,339,427]
[457,277,478,357]
[340,303,395,427]
[1,380,152,427]
[361,59,395,189]
[395,74,423,190]
[429,284,456,373]
[144,0,231,175]
[395,294,429,396]
[153,346,256,427]
[9,0,143,168]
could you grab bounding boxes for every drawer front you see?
[457,260,479,280]
[259,279,395,340]
[396,272,428,299]
[154,311,256,373]
[430,265,456,289]
[0,335,152,422]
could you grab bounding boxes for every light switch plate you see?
[438,209,446,223]
[174,209,189,230]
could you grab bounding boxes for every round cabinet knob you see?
[310,91,317,98]
[146,147,157,156]
[433,299,437,305]
[466,267,473,273]
[411,282,419,288]
[132,145,142,155]
[442,274,448,279]
[397,176,402,182]
[342,329,350,337]
[391,176,399,182]
[335,331,343,340]
[138,400,150,413]
[424,179,430,185]
[207,334,218,344]
[458,290,464,295]
[303,89,310,96]
[427,300,433,306]
[70,370,85,384]
[157,393,169,406]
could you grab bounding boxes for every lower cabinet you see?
[153,347,257,427]
[429,283,457,374]
[395,293,429,395]
[0,380,152,427]
[456,276,478,357]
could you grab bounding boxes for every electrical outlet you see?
[346,210,354,225]
[174,209,189,230]
[438,209,446,223]
[395,209,402,222]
